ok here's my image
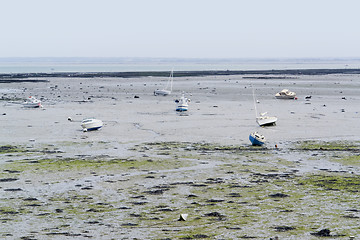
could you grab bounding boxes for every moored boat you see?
[175,93,190,112]
[256,112,277,126]
[154,70,173,96]
[249,132,266,146]
[81,118,103,132]
[23,96,42,108]
[252,88,277,126]
[275,89,296,99]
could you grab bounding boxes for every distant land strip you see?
[1,68,360,81]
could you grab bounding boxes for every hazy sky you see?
[1,0,360,58]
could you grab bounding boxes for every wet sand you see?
[1,73,360,145]
[0,72,359,239]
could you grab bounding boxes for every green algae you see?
[0,145,24,154]
[295,140,360,151]
[2,140,360,239]
[298,173,360,193]
[2,156,194,174]
[140,141,266,153]
[333,155,360,167]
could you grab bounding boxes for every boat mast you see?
[169,69,173,91]
[252,86,258,118]
[165,69,173,91]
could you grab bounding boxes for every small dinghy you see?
[23,96,42,108]
[249,132,266,146]
[81,118,103,132]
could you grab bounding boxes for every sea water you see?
[0,57,360,73]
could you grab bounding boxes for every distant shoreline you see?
[1,68,360,81]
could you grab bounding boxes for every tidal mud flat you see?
[0,141,359,239]
[0,70,360,239]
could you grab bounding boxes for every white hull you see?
[81,118,103,131]
[154,89,171,96]
[176,94,189,112]
[23,96,42,108]
[256,116,277,126]
[23,102,42,108]
[176,105,188,112]
[275,95,296,99]
[275,89,296,99]
[154,70,173,96]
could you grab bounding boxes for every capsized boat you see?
[154,70,173,96]
[275,89,296,99]
[175,93,190,112]
[23,96,42,108]
[81,118,103,132]
[249,132,266,146]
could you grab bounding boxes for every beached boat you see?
[275,89,296,99]
[23,96,42,108]
[81,118,103,132]
[249,132,266,146]
[175,93,190,112]
[154,70,173,96]
[252,88,277,126]
[256,112,277,126]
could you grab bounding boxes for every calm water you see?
[0,58,360,73]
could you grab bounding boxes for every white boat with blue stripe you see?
[175,93,190,112]
[81,118,103,132]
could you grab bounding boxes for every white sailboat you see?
[252,88,277,126]
[154,70,173,96]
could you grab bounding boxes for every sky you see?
[1,0,360,59]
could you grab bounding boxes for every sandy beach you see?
[1,72,359,239]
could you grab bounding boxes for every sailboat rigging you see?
[252,87,277,126]
[154,70,173,96]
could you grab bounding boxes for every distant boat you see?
[154,70,173,96]
[252,88,277,126]
[175,93,190,112]
[249,132,266,146]
[23,96,42,108]
[81,118,103,132]
[275,89,296,99]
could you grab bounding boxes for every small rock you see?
[178,214,188,221]
[311,228,331,237]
